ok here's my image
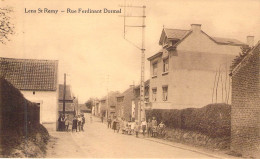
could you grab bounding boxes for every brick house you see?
[147,24,248,110]
[230,41,260,158]
[116,86,135,121]
[0,57,59,131]
[115,80,149,122]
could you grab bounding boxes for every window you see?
[162,86,168,101]
[152,88,157,102]
[153,62,158,76]
[163,58,169,73]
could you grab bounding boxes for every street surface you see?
[46,114,238,158]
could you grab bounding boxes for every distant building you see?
[116,86,135,121]
[147,24,248,110]
[0,57,59,131]
[230,41,260,158]
[133,80,150,119]
[58,84,76,118]
[100,91,120,118]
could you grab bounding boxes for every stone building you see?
[147,24,248,110]
[230,41,260,158]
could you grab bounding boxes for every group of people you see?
[106,116,166,138]
[58,113,86,132]
[58,114,70,131]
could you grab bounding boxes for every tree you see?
[230,46,251,70]
[0,7,15,44]
[85,98,94,110]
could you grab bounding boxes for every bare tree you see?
[0,7,15,44]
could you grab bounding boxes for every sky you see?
[1,0,260,103]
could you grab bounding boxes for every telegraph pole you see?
[62,73,66,115]
[106,74,109,118]
[120,3,146,123]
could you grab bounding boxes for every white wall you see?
[21,90,58,125]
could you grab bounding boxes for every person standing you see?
[82,114,85,131]
[147,119,152,137]
[116,118,120,133]
[101,115,104,123]
[78,115,82,132]
[134,121,141,138]
[107,116,112,128]
[61,115,65,131]
[58,114,62,131]
[65,114,70,132]
[72,116,78,132]
[141,118,147,136]
[112,117,117,133]
[151,117,158,137]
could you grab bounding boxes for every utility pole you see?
[120,3,146,123]
[62,73,66,115]
[106,74,109,118]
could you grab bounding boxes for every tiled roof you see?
[58,103,75,112]
[164,29,191,40]
[0,57,58,91]
[211,37,245,45]
[59,84,74,101]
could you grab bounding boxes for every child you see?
[134,121,141,138]
[131,121,135,134]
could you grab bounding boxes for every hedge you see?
[146,103,231,138]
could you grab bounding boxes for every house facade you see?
[230,41,260,158]
[116,86,135,121]
[99,91,120,118]
[0,57,59,131]
[147,24,248,110]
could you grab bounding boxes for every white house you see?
[0,57,59,131]
[147,24,252,110]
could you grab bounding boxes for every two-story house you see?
[147,24,250,110]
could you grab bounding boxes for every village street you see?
[46,114,238,158]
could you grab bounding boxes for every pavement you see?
[46,114,241,158]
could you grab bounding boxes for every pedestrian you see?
[90,115,93,123]
[141,118,147,136]
[134,121,141,138]
[61,114,65,131]
[112,117,117,133]
[147,118,152,137]
[58,114,62,131]
[65,114,70,132]
[120,118,125,134]
[107,116,112,128]
[127,121,132,135]
[78,115,82,132]
[72,116,78,132]
[130,120,135,135]
[151,117,158,137]
[82,114,85,131]
[116,118,120,133]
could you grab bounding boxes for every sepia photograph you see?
[0,0,259,158]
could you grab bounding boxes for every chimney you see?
[191,24,202,33]
[247,36,254,47]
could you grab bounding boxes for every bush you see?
[146,103,231,138]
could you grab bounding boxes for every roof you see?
[0,57,58,91]
[231,41,260,75]
[134,80,150,89]
[211,37,245,46]
[147,51,163,61]
[159,29,191,45]
[59,84,74,101]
